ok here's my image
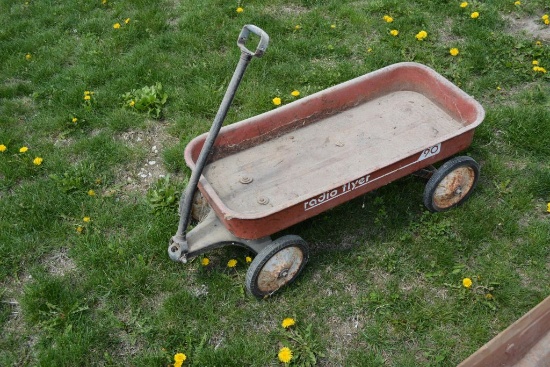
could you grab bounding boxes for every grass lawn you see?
[1,0,549,366]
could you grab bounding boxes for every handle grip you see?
[237,24,269,57]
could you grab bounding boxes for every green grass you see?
[1,0,549,366]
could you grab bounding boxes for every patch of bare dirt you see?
[42,247,76,276]
[505,15,550,41]
[116,122,180,193]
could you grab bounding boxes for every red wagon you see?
[168,25,485,298]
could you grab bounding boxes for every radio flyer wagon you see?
[168,25,485,298]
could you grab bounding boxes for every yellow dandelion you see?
[278,347,293,364]
[546,202,550,213]
[330,24,336,29]
[542,15,549,21]
[102,0,107,4]
[88,189,96,196]
[72,117,78,123]
[390,29,399,36]
[533,66,547,73]
[471,12,479,19]
[514,1,520,5]
[415,30,428,41]
[281,318,295,328]
[291,90,300,97]
[76,226,83,233]
[201,257,210,266]
[124,18,130,24]
[0,144,6,152]
[462,278,473,288]
[25,53,32,60]
[485,293,494,300]
[533,60,539,65]
[536,41,542,46]
[544,19,550,25]
[19,146,28,153]
[272,97,282,106]
[460,2,468,8]
[367,47,373,52]
[245,256,252,263]
[83,216,91,223]
[113,23,121,29]
[236,7,244,13]
[450,48,459,56]
[383,15,394,23]
[174,353,187,363]
[129,100,135,107]
[33,157,43,166]
[294,25,301,30]
[227,259,237,268]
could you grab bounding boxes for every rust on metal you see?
[433,166,476,209]
[256,247,304,293]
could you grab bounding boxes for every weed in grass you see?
[122,82,168,119]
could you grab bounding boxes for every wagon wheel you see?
[246,235,309,299]
[423,156,480,212]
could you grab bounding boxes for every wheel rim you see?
[433,166,476,209]
[256,246,304,294]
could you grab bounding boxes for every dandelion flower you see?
[450,48,459,56]
[19,146,28,153]
[533,60,539,65]
[533,66,547,73]
[245,256,252,263]
[272,97,281,106]
[72,117,78,123]
[236,7,244,13]
[546,202,550,213]
[471,12,479,19]
[330,24,336,29]
[462,278,473,288]
[390,29,399,36]
[227,259,237,268]
[415,30,428,41]
[102,0,107,4]
[83,216,91,223]
[383,15,394,23]
[294,25,301,30]
[25,53,32,60]
[545,19,550,25]
[514,1,520,5]
[124,18,130,24]
[486,293,494,300]
[113,23,121,29]
[84,95,91,100]
[281,318,296,328]
[278,347,293,363]
[460,2,468,8]
[76,226,83,233]
[33,157,43,166]
[542,15,549,20]
[174,353,187,367]
[291,90,300,97]
[129,100,135,107]
[88,189,96,196]
[201,257,210,266]
[0,144,6,152]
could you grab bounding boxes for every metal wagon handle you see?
[238,24,270,57]
[169,25,269,262]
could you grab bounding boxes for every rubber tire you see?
[245,235,309,299]
[423,156,480,212]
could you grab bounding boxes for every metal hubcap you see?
[434,166,475,208]
[257,246,304,293]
